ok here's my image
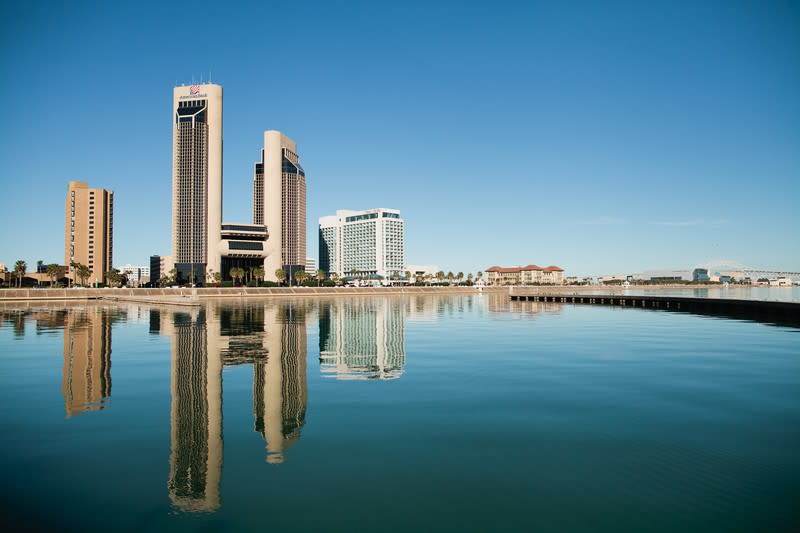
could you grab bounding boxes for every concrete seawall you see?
[0,286,507,304]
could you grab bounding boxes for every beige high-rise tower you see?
[65,180,113,285]
[253,131,306,282]
[172,83,223,285]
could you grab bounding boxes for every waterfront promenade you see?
[0,285,507,304]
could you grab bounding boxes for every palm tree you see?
[275,268,286,286]
[315,268,325,286]
[252,267,265,285]
[457,272,464,284]
[76,263,92,286]
[230,267,245,286]
[105,268,126,287]
[46,263,63,287]
[467,273,474,284]
[331,272,340,286]
[69,261,92,285]
[436,271,444,284]
[477,271,483,281]
[447,271,454,284]
[14,260,26,288]
[294,270,307,286]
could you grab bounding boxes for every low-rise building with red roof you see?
[484,264,564,285]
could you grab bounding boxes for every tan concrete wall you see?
[0,286,508,301]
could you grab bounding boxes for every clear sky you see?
[1,0,798,276]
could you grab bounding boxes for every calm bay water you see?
[1,294,798,532]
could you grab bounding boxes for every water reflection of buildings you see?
[319,298,406,380]
[489,293,563,317]
[0,305,119,416]
[252,304,307,463]
[164,307,223,513]
[62,307,114,417]
[152,301,308,512]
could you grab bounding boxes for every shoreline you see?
[0,285,508,303]
[0,283,794,303]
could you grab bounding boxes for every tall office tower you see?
[253,302,308,463]
[319,298,406,380]
[62,307,113,416]
[167,308,223,512]
[318,208,404,279]
[253,131,306,282]
[65,181,114,285]
[172,83,223,285]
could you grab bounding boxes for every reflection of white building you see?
[319,298,406,380]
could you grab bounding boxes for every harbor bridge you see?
[694,260,800,281]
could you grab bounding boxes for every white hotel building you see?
[319,208,404,279]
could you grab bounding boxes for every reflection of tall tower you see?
[62,307,112,417]
[167,308,223,513]
[253,303,308,463]
[319,298,406,380]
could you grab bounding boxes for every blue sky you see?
[1,0,798,276]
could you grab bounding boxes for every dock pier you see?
[509,289,800,328]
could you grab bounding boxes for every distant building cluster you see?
[484,264,565,286]
[592,267,795,286]
[119,264,150,286]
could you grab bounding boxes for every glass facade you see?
[280,148,306,268]
[173,99,209,265]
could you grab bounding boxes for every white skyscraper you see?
[318,208,404,280]
[171,83,223,285]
